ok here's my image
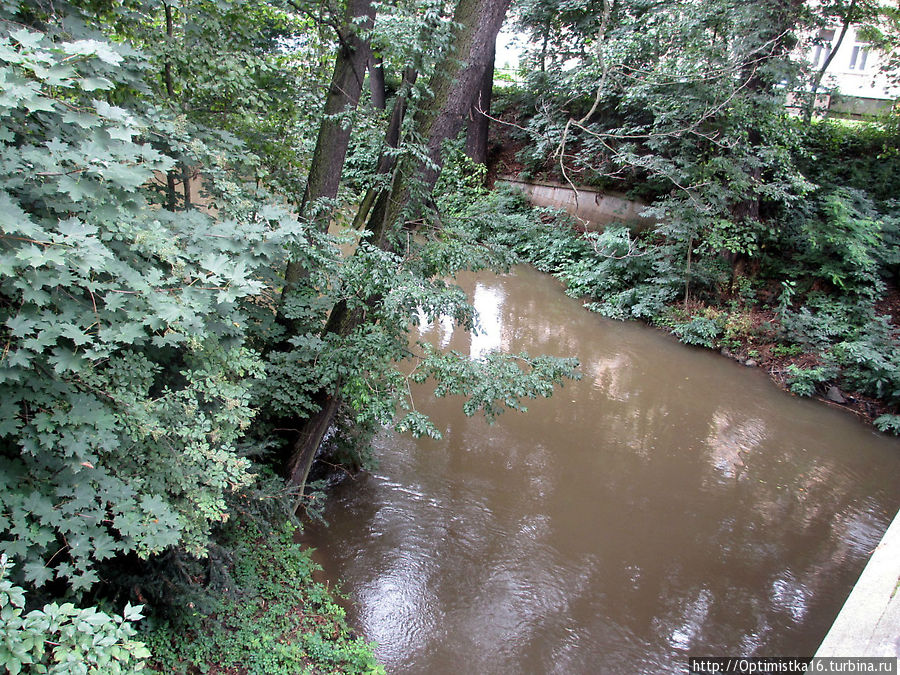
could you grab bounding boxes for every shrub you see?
[786,364,838,397]
[0,555,149,674]
[672,316,723,348]
[145,521,383,675]
[831,318,900,405]
[874,414,900,435]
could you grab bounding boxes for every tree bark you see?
[352,68,418,229]
[464,40,495,166]
[163,2,179,211]
[281,0,512,493]
[368,53,387,109]
[374,0,512,237]
[419,0,511,190]
[282,0,375,296]
[182,162,192,209]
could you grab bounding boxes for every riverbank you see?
[145,516,384,674]
[466,187,900,435]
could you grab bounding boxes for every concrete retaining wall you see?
[497,176,655,231]
[815,507,900,658]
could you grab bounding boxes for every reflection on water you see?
[304,265,900,674]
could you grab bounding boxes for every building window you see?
[850,45,869,70]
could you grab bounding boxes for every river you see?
[303,264,900,674]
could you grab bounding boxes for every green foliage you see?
[145,520,383,675]
[0,9,310,590]
[831,317,900,405]
[434,139,487,217]
[874,414,900,435]
[875,201,900,282]
[672,316,723,349]
[791,188,884,298]
[786,364,838,397]
[779,294,875,348]
[0,554,149,674]
[772,343,803,357]
[796,119,900,203]
[409,343,580,423]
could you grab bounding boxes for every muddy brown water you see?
[303,265,900,674]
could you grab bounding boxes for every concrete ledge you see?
[816,508,900,658]
[496,176,655,231]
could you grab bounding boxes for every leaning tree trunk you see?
[352,68,419,229]
[464,40,495,166]
[282,0,513,493]
[281,0,374,300]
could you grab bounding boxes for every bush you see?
[832,318,900,405]
[0,555,149,674]
[786,364,838,397]
[874,414,900,435]
[672,316,723,348]
[145,520,383,675]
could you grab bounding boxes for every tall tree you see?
[282,0,514,491]
[464,40,496,165]
[282,0,375,300]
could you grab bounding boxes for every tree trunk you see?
[352,68,418,229]
[285,391,342,488]
[368,53,387,109]
[182,162,192,209]
[163,2,179,211]
[464,40,495,166]
[804,0,856,124]
[282,0,374,296]
[374,0,512,236]
[539,23,549,72]
[282,0,512,493]
[281,298,362,490]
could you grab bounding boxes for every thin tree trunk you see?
[465,41,495,165]
[296,0,374,229]
[368,53,387,109]
[182,162,192,209]
[804,0,856,124]
[539,24,549,72]
[352,68,418,229]
[163,2,178,211]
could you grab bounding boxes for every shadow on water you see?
[302,265,900,674]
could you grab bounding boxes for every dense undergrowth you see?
[144,516,383,675]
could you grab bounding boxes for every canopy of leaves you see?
[0,5,317,591]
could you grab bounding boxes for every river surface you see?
[303,264,900,674]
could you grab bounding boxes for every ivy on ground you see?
[145,518,384,675]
